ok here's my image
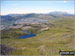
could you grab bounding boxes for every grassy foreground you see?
[1,17,75,55]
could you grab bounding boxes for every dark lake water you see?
[18,30,36,39]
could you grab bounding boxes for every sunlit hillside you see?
[1,16,75,55]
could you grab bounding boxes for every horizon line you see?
[1,11,75,16]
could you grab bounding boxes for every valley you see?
[1,12,75,55]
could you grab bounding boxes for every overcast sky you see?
[1,0,74,15]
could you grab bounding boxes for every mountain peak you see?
[50,11,68,15]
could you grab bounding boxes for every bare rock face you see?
[0,44,15,55]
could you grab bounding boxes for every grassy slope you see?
[1,17,75,55]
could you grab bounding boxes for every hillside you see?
[1,12,75,30]
[1,14,75,55]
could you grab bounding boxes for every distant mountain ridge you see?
[49,11,75,16]
[1,11,75,30]
[1,11,75,16]
[50,11,68,15]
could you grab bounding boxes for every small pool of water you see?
[18,30,36,39]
